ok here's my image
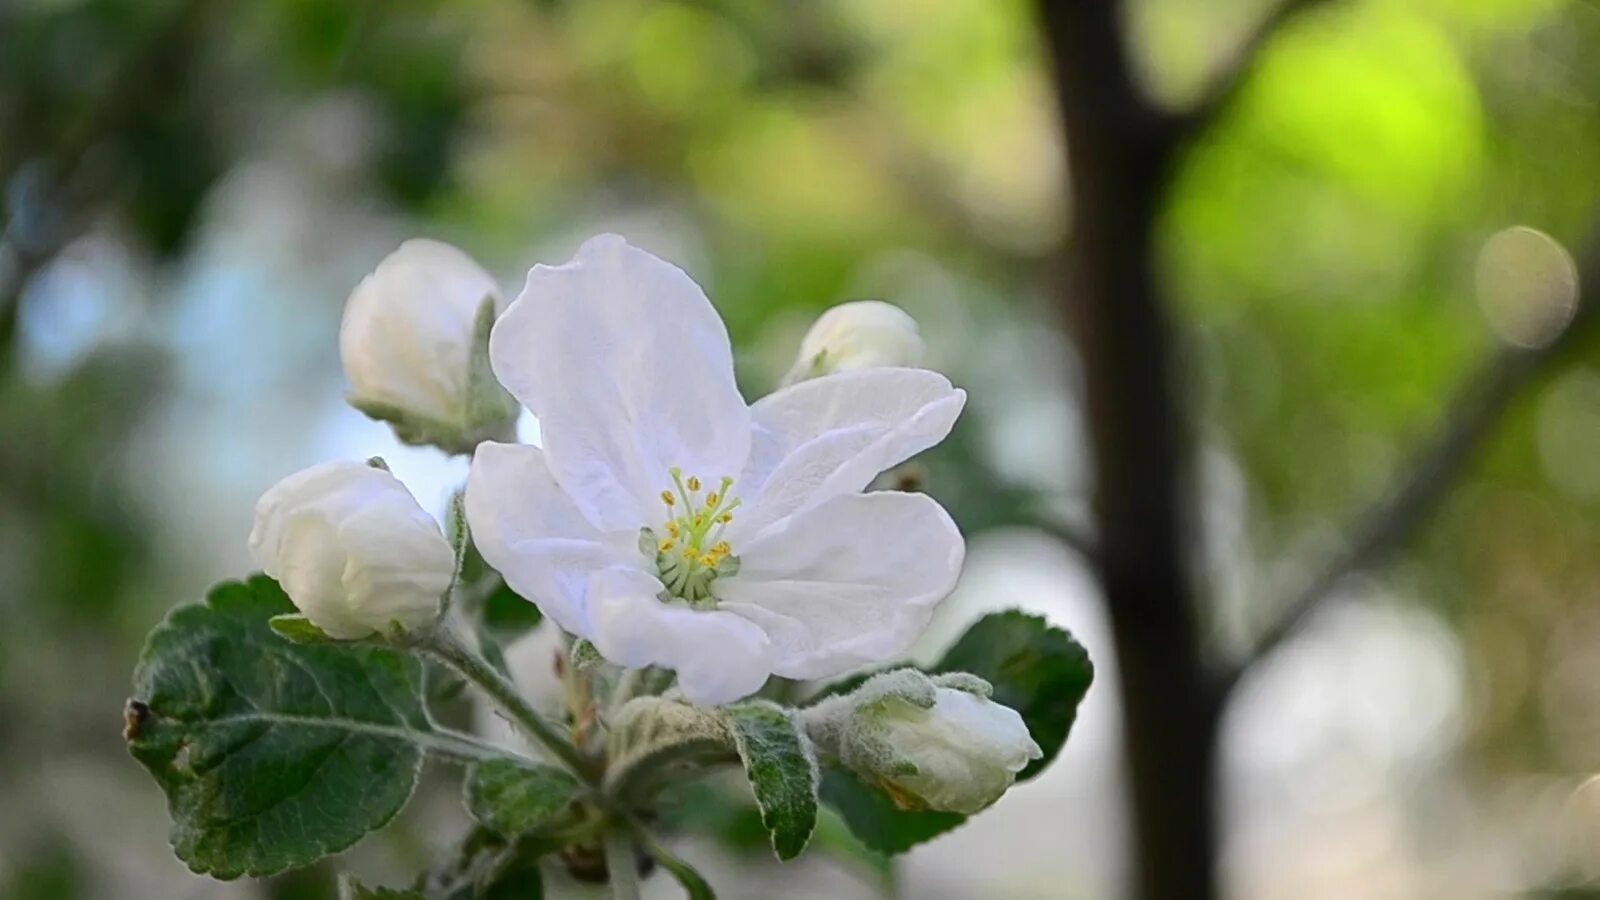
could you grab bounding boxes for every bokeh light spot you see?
[1475,225,1579,349]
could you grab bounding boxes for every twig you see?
[1037,517,1099,562]
[1168,0,1339,145]
[602,830,641,900]
[424,627,596,779]
[628,819,714,899]
[420,727,531,766]
[1223,224,1600,694]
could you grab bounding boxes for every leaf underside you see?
[126,575,433,879]
[724,701,819,862]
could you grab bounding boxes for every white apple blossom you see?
[341,239,518,453]
[784,299,924,384]
[250,460,453,639]
[466,235,967,705]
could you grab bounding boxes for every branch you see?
[1039,518,1099,562]
[424,627,597,780]
[1223,223,1600,694]
[1168,0,1338,145]
[1037,2,1221,897]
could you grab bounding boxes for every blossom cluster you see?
[249,233,1042,813]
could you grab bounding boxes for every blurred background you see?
[2,0,1599,897]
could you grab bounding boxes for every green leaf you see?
[723,701,819,862]
[817,769,965,855]
[464,759,583,837]
[339,875,425,899]
[267,613,336,644]
[815,609,1094,854]
[481,582,544,638]
[933,610,1093,781]
[480,864,545,900]
[126,575,433,878]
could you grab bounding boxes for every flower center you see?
[639,468,741,609]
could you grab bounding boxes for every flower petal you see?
[490,235,750,531]
[732,368,965,542]
[465,441,633,636]
[249,459,374,570]
[717,490,964,680]
[588,567,772,706]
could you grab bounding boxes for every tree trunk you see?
[1036,3,1224,899]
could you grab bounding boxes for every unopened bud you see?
[804,669,1039,815]
[249,460,453,640]
[785,300,924,384]
[341,239,520,454]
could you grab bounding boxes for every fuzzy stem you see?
[603,830,641,900]
[425,627,594,779]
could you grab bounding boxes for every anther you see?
[660,491,676,507]
[687,475,702,492]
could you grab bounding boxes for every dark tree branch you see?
[1037,518,1099,563]
[1036,4,1220,900]
[1222,223,1600,695]
[1167,0,1339,145]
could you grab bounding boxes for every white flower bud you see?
[340,239,519,454]
[785,300,924,384]
[874,686,1040,814]
[805,670,1040,815]
[249,460,454,640]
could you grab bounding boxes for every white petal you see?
[249,460,373,572]
[274,512,367,637]
[340,239,501,420]
[490,235,750,531]
[465,441,633,636]
[588,567,772,706]
[338,496,455,633]
[732,368,965,542]
[717,491,964,679]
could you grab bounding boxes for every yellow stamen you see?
[660,491,675,507]
[706,492,720,507]
[667,522,680,538]
[659,539,676,552]
[687,475,702,492]
[717,512,734,524]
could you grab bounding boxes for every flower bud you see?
[804,670,1040,815]
[784,300,924,384]
[249,459,454,640]
[341,239,519,454]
